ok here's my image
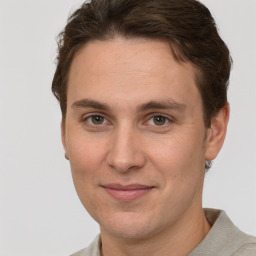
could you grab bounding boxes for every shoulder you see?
[211,209,256,255]
[189,209,256,256]
[231,243,256,256]
[70,234,101,256]
[70,247,88,256]
[231,235,256,256]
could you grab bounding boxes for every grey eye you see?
[153,116,167,126]
[91,115,105,125]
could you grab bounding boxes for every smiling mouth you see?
[101,184,155,201]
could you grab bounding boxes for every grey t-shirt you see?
[71,209,256,256]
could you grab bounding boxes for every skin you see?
[62,38,229,256]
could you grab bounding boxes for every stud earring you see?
[205,160,212,170]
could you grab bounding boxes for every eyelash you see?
[82,114,110,127]
[146,114,172,127]
[81,113,173,128]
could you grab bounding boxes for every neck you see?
[100,207,211,256]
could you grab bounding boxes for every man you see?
[52,0,256,255]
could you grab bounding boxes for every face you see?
[62,38,225,240]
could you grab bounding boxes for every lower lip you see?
[104,187,153,201]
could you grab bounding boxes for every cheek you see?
[67,137,108,216]
[147,132,206,202]
[147,136,205,212]
[67,134,107,193]
[67,130,106,169]
[148,134,204,174]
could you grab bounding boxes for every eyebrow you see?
[71,98,186,112]
[137,99,187,112]
[72,99,110,111]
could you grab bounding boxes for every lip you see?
[101,184,155,201]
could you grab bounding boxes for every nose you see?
[106,124,146,173]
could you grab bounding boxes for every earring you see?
[65,153,69,160]
[205,160,212,170]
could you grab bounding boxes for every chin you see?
[99,212,166,240]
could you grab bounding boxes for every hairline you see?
[62,35,210,126]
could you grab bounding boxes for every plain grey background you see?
[0,0,255,255]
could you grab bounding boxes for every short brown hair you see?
[52,0,232,127]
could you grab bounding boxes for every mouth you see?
[101,184,155,201]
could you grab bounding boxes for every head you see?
[52,0,231,128]
[52,0,231,242]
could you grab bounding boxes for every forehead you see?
[67,38,201,110]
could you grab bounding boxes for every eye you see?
[148,115,170,126]
[86,115,106,125]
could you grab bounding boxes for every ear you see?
[61,120,69,160]
[205,103,230,161]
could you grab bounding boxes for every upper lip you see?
[101,184,155,190]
